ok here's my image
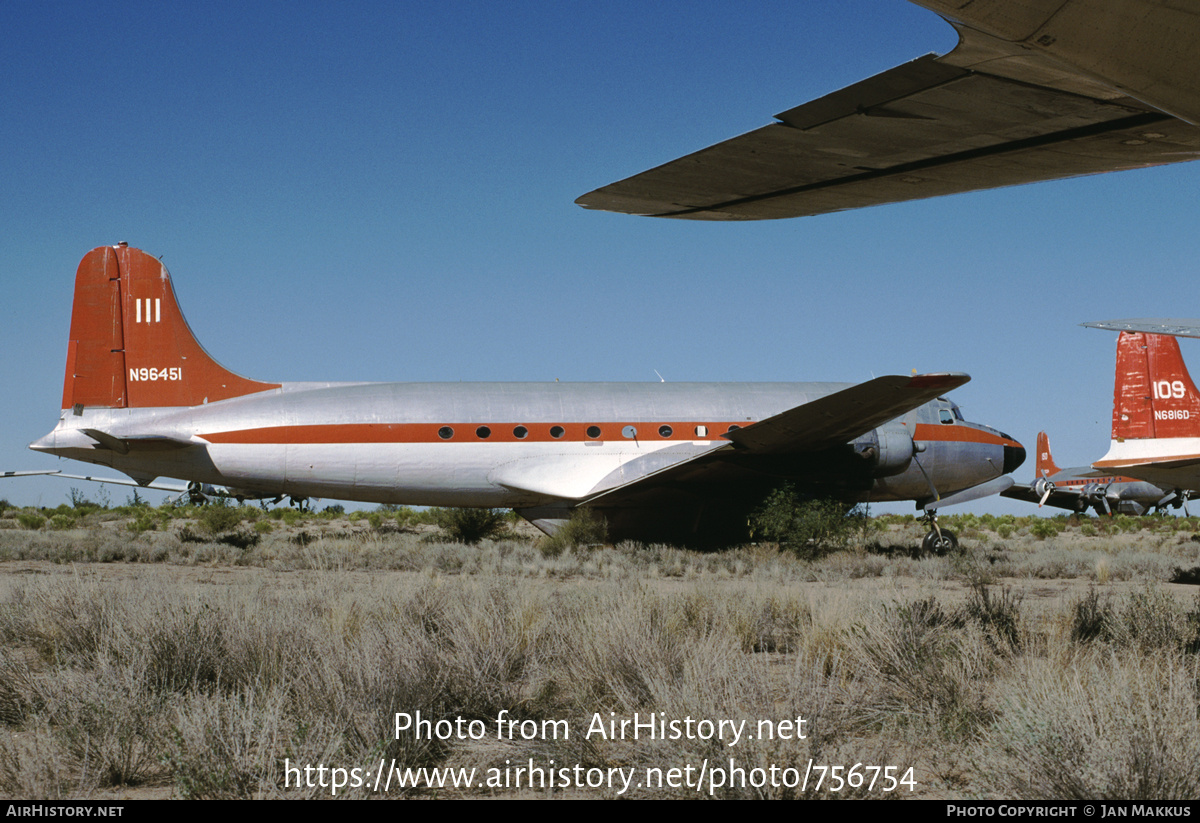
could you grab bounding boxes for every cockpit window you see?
[939,409,954,424]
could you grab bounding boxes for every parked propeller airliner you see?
[19,245,1024,546]
[577,0,1200,221]
[1002,431,1188,516]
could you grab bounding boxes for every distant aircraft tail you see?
[1111,331,1200,441]
[1034,431,1061,477]
[61,244,280,410]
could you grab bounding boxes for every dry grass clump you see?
[976,651,1200,799]
[844,594,1006,744]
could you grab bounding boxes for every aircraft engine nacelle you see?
[858,427,915,477]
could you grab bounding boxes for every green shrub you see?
[749,487,865,559]
[539,508,607,556]
[1029,519,1060,540]
[67,487,104,517]
[16,513,45,531]
[128,508,168,534]
[431,508,510,545]
[47,514,77,531]
[197,503,244,535]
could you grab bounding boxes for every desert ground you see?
[0,498,1198,799]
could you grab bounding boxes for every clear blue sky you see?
[4,0,1199,513]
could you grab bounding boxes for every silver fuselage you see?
[33,380,1017,511]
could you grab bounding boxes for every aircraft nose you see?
[1004,441,1026,475]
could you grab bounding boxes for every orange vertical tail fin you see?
[1112,331,1200,441]
[1034,431,1061,477]
[61,244,280,410]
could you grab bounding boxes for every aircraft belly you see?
[205,442,658,507]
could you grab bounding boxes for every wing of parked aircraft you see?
[577,6,1200,220]
[585,371,969,503]
[492,372,969,505]
[719,373,967,453]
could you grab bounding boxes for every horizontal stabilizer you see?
[0,470,186,493]
[1083,319,1200,339]
[81,429,197,454]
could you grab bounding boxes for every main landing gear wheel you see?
[922,528,958,556]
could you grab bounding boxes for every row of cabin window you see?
[435,424,742,441]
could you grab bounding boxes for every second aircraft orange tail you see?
[1034,431,1061,477]
[1111,331,1200,442]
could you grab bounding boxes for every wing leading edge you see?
[577,23,1200,220]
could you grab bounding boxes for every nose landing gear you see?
[921,510,958,556]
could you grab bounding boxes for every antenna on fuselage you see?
[654,370,665,382]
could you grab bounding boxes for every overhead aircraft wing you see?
[582,372,968,506]
[576,25,1200,221]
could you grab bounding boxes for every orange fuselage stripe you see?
[199,421,1016,447]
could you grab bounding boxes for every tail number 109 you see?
[1154,380,1186,400]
